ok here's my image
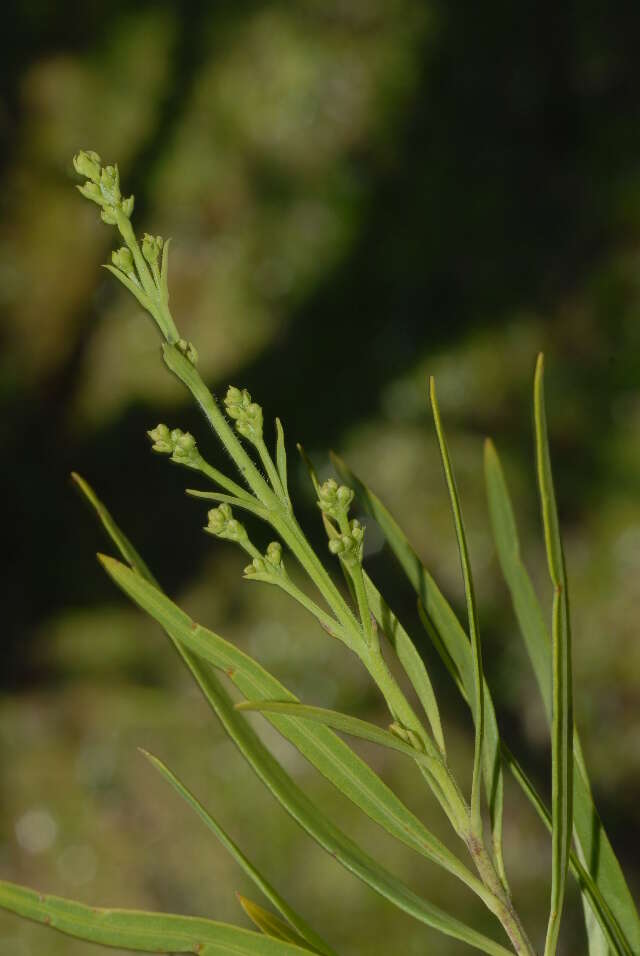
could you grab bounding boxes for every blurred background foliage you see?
[1,1,640,953]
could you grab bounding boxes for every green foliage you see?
[1,152,639,956]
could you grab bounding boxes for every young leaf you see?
[237,896,312,949]
[75,477,509,955]
[141,751,336,956]
[484,438,640,955]
[429,377,484,837]
[275,418,289,503]
[0,881,314,954]
[99,554,488,901]
[331,452,507,888]
[534,354,573,956]
[236,700,440,767]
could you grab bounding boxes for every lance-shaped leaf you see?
[75,476,511,956]
[502,745,630,956]
[534,355,573,956]
[275,418,289,503]
[331,452,506,888]
[484,437,640,956]
[0,882,315,955]
[236,700,441,768]
[141,750,335,956]
[100,554,487,900]
[429,378,484,837]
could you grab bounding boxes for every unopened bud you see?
[224,386,263,443]
[142,233,163,271]
[99,165,121,206]
[73,150,102,183]
[205,504,247,543]
[176,338,198,366]
[147,423,173,454]
[317,479,354,519]
[112,246,134,274]
[120,194,135,219]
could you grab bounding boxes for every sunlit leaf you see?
[76,477,511,956]
[0,881,314,954]
[141,751,335,956]
[484,437,640,956]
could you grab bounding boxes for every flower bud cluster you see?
[244,541,285,579]
[317,479,354,521]
[147,424,201,468]
[73,150,134,224]
[224,387,263,443]
[205,504,248,543]
[327,519,365,566]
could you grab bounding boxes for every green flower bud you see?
[224,386,263,444]
[317,479,354,520]
[147,425,200,467]
[205,504,247,543]
[176,338,198,366]
[112,246,134,274]
[99,165,121,206]
[266,541,282,566]
[77,181,103,205]
[120,194,135,218]
[73,150,102,183]
[327,524,364,566]
[100,206,118,225]
[147,423,173,454]
[142,233,163,271]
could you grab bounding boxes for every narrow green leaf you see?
[363,574,446,757]
[484,437,640,955]
[0,881,313,954]
[141,751,335,956]
[332,452,507,890]
[237,896,312,949]
[502,746,630,956]
[160,236,171,304]
[534,354,573,956]
[72,473,158,585]
[99,555,487,901]
[483,441,551,717]
[429,377,484,836]
[236,700,440,766]
[77,478,512,955]
[275,419,289,502]
[103,264,151,312]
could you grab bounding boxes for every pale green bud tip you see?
[73,151,134,223]
[112,246,134,273]
[205,504,247,542]
[142,233,164,268]
[224,386,263,442]
[177,338,198,366]
[147,424,199,464]
[328,522,364,565]
[317,479,354,517]
[147,423,172,453]
[73,150,102,182]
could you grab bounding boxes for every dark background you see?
[1,2,639,954]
